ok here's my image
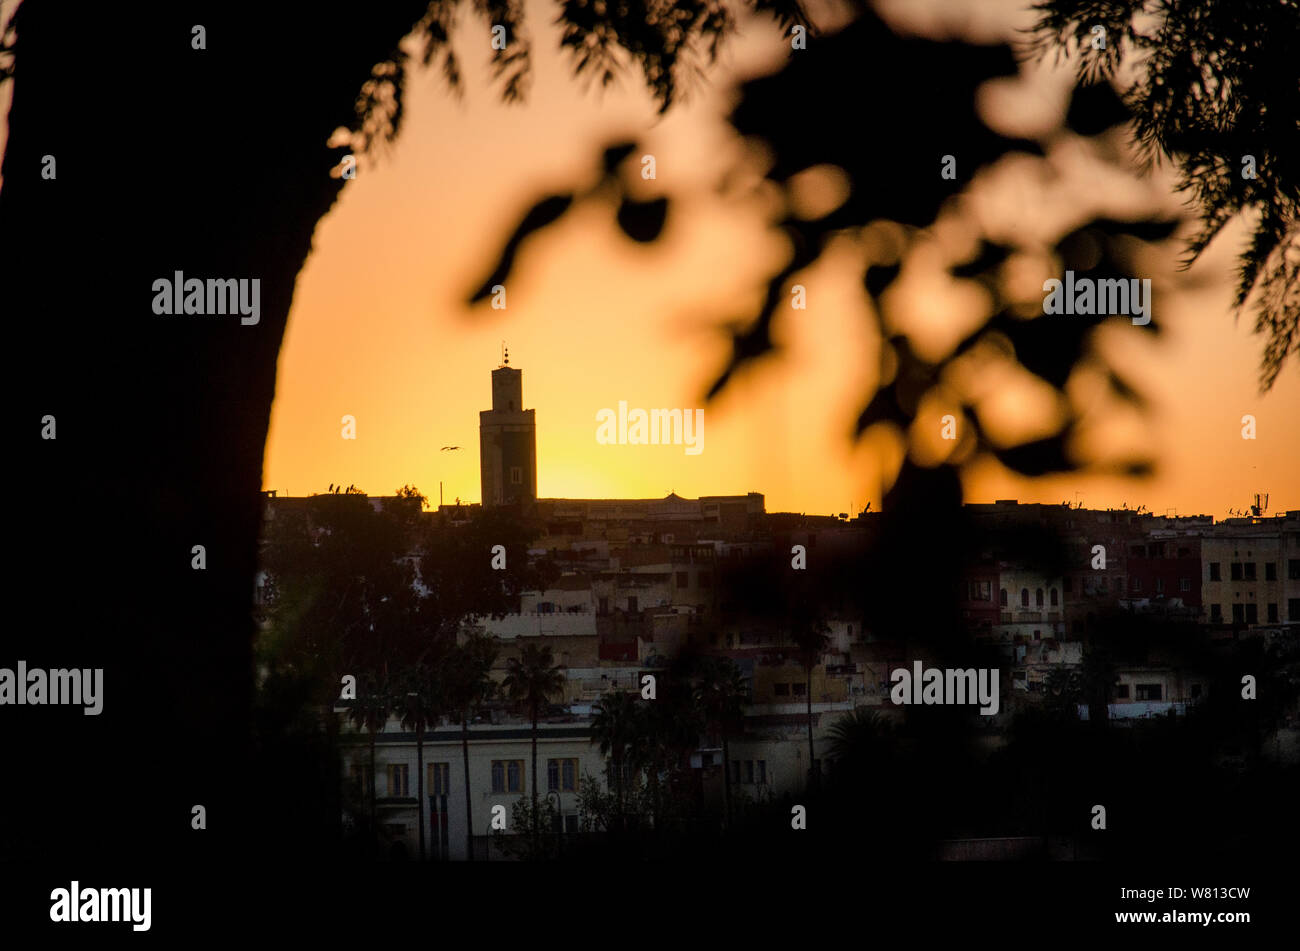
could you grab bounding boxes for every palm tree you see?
[1081,646,1117,731]
[694,657,748,828]
[642,675,702,837]
[825,707,895,784]
[789,608,831,792]
[347,668,394,848]
[591,689,644,834]
[446,633,499,861]
[395,662,443,862]
[501,642,566,853]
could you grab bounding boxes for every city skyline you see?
[259,0,1298,519]
[265,354,1294,518]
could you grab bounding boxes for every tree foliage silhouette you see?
[3,0,1291,873]
[1028,0,1300,390]
[472,6,1182,500]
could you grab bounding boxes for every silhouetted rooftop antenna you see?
[501,340,509,366]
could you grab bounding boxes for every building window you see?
[387,763,410,798]
[1180,577,1190,592]
[1209,562,1221,581]
[700,571,712,588]
[1210,603,1222,622]
[548,758,578,792]
[730,760,741,783]
[791,682,807,697]
[969,581,991,601]
[1033,630,1041,640]
[598,596,608,616]
[773,682,790,697]
[1190,684,1202,700]
[1135,683,1163,702]
[429,762,450,797]
[744,760,755,784]
[1289,599,1300,621]
[1230,562,1243,581]
[1021,588,1029,607]
[1265,562,1277,581]
[999,588,1008,607]
[492,760,525,794]
[1035,588,1044,607]
[1155,577,1164,594]
[1289,560,1300,581]
[676,571,688,587]
[1232,604,1245,623]
[1063,576,1072,593]
[1131,577,1141,593]
[1114,684,1130,699]
[758,760,768,784]
[1245,603,1258,624]
[627,596,638,613]
[1049,588,1059,607]
[1244,562,1256,581]
[509,466,523,485]
[1267,603,1278,623]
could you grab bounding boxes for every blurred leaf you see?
[616,196,668,243]
[854,383,908,436]
[991,432,1075,477]
[603,141,637,175]
[951,240,1012,280]
[467,194,574,302]
[865,261,902,298]
[1090,217,1181,243]
[730,11,1041,230]
[1107,370,1148,408]
[1065,82,1131,137]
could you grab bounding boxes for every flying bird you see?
[440,446,461,451]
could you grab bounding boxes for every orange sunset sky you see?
[259,0,1299,517]
[7,0,1290,516]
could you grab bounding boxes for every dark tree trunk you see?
[721,735,733,828]
[806,666,817,792]
[613,753,625,834]
[368,726,378,848]
[2,0,437,868]
[462,716,475,861]
[531,699,540,854]
[416,721,426,861]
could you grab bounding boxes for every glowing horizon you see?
[261,0,1300,519]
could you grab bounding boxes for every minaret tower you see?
[478,345,537,506]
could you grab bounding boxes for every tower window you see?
[510,466,522,485]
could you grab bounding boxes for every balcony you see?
[1013,612,1043,623]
